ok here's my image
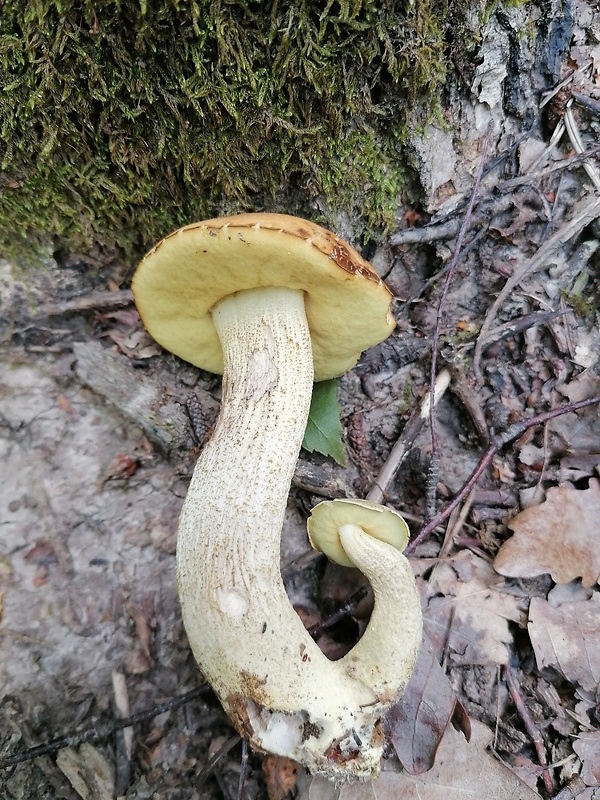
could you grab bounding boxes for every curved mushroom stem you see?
[177,286,419,779]
[337,524,422,702]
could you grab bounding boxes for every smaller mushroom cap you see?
[307,498,410,568]
[131,213,395,382]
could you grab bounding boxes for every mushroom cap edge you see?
[307,498,410,568]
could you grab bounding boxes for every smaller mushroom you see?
[308,498,410,567]
[308,499,422,703]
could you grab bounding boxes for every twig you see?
[477,308,574,350]
[195,734,241,789]
[307,586,370,639]
[445,362,490,442]
[38,289,134,317]
[564,101,600,190]
[539,61,593,109]
[405,392,600,554]
[572,90,600,116]
[505,662,554,795]
[236,738,249,800]
[426,120,494,521]
[390,217,464,245]
[446,489,476,548]
[498,144,600,189]
[366,369,451,505]
[551,775,588,800]
[112,670,133,798]
[0,686,209,770]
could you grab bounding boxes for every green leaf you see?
[302,379,346,466]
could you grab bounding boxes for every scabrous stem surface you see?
[177,286,416,779]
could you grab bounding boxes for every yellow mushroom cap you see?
[307,498,410,568]
[131,213,395,381]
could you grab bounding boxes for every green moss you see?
[1,0,495,263]
[397,377,414,415]
[561,290,596,319]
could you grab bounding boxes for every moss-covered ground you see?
[1,0,491,261]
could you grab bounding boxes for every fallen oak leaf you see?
[573,731,600,787]
[302,720,541,800]
[424,551,525,666]
[528,593,600,692]
[494,479,600,587]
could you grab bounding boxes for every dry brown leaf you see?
[384,635,456,775]
[425,551,524,665]
[528,593,600,692]
[263,754,301,800]
[302,721,541,800]
[98,452,140,489]
[56,743,115,800]
[403,208,422,226]
[573,731,600,787]
[494,480,600,587]
[489,195,543,240]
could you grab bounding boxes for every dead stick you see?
[195,734,241,789]
[38,289,134,317]
[0,686,209,770]
[236,738,249,800]
[367,370,451,505]
[426,120,494,521]
[505,662,554,795]
[474,192,600,378]
[405,393,600,554]
[551,776,588,800]
[307,586,370,639]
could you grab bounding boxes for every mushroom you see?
[307,499,422,704]
[132,213,422,780]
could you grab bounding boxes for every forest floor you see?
[2,3,600,800]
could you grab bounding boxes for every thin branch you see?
[367,370,451,505]
[236,737,249,800]
[390,217,465,245]
[195,734,241,789]
[426,120,494,521]
[405,393,600,554]
[564,101,600,190]
[0,686,209,770]
[307,586,370,639]
[550,775,588,800]
[38,289,134,317]
[505,662,554,795]
[477,308,574,349]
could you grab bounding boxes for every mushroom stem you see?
[338,524,422,702]
[176,286,406,779]
[177,288,315,702]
